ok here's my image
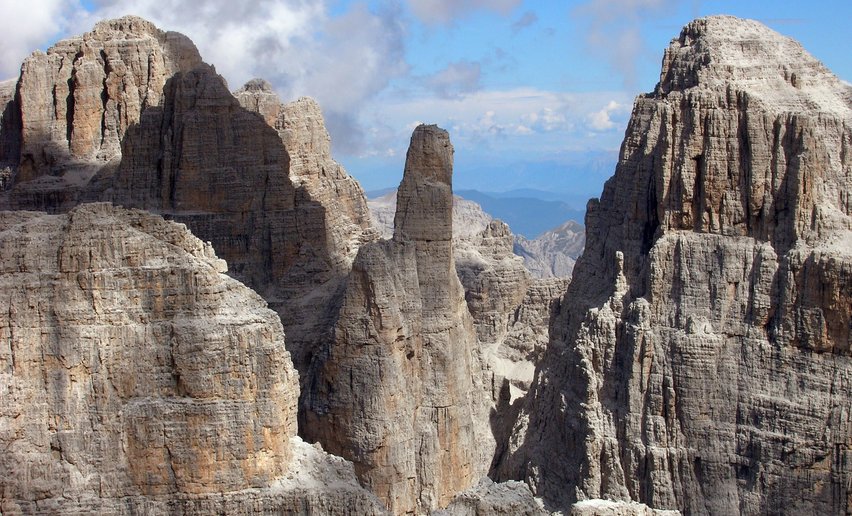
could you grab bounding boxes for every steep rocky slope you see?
[2,16,202,209]
[502,16,852,515]
[0,16,375,390]
[0,203,384,514]
[514,220,585,278]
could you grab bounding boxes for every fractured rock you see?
[506,16,852,515]
[305,125,483,514]
[7,15,201,205]
[0,203,296,511]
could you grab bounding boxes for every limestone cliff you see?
[234,81,377,375]
[504,16,852,515]
[3,16,202,209]
[0,18,376,394]
[0,203,383,514]
[305,125,484,514]
[514,219,585,279]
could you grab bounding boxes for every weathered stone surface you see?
[436,478,546,516]
[305,125,484,514]
[570,500,680,516]
[0,19,376,392]
[0,203,388,514]
[505,16,852,515]
[370,188,569,396]
[0,79,20,188]
[0,203,297,510]
[456,220,530,345]
[234,83,377,377]
[514,219,585,279]
[368,190,493,241]
[8,16,201,198]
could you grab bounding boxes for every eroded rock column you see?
[305,125,480,514]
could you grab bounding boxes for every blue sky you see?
[1,0,849,200]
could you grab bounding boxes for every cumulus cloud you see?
[407,0,521,25]
[0,0,82,79]
[361,87,631,157]
[574,0,680,88]
[586,100,629,131]
[425,60,482,98]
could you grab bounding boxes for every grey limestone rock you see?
[514,220,585,279]
[0,203,295,511]
[5,15,201,208]
[0,203,387,515]
[504,16,852,515]
[305,125,484,514]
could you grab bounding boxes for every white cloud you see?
[0,0,82,79]
[360,87,631,158]
[63,0,408,155]
[425,60,482,98]
[407,0,521,25]
[586,100,629,131]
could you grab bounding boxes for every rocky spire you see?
[394,124,454,241]
[304,124,486,514]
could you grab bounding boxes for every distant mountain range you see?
[367,188,587,239]
[367,189,586,278]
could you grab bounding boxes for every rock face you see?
[0,18,376,394]
[0,203,295,510]
[5,16,201,207]
[0,203,386,514]
[514,219,585,278]
[504,16,852,515]
[234,82,376,376]
[305,125,484,514]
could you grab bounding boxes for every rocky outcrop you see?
[505,16,852,515]
[234,82,376,375]
[0,18,376,394]
[569,500,680,516]
[0,203,386,514]
[305,125,485,514]
[0,79,20,188]
[4,16,201,208]
[514,219,585,278]
[234,81,374,268]
[0,203,290,509]
[437,478,545,516]
[370,189,568,394]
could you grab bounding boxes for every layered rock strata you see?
[0,203,288,511]
[305,125,484,514]
[234,81,376,375]
[3,16,202,209]
[368,189,493,240]
[505,16,852,515]
[0,18,376,392]
[513,219,585,278]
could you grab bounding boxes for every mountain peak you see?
[658,16,852,118]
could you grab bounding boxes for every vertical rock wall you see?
[0,203,298,512]
[507,16,852,515]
